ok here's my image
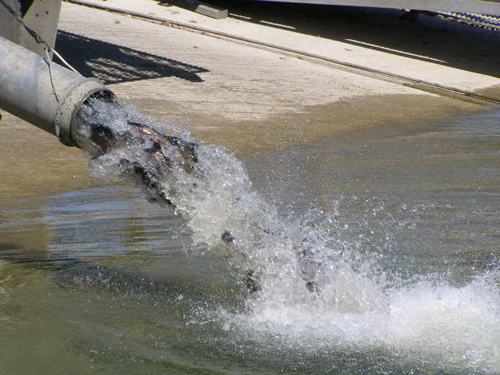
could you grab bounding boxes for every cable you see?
[0,0,83,103]
[0,0,79,73]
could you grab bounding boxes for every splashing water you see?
[76,96,314,293]
[76,98,500,373]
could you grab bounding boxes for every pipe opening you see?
[73,91,199,208]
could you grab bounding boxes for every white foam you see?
[219,270,500,372]
[78,100,500,373]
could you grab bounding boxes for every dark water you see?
[1,109,500,374]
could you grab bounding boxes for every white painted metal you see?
[254,0,500,16]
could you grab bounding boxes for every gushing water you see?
[77,98,500,374]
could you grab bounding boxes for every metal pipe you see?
[0,36,114,147]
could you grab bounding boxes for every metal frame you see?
[0,0,62,57]
[254,0,500,16]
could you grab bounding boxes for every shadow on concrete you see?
[190,1,500,78]
[155,0,205,13]
[55,30,208,84]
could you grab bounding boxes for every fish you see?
[82,119,318,294]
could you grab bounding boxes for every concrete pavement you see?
[71,0,500,101]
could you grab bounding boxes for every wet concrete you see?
[0,93,484,202]
[0,114,95,201]
[177,94,485,156]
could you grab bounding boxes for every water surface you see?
[1,109,499,374]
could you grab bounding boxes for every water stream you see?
[0,103,499,374]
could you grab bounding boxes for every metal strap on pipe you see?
[0,36,112,147]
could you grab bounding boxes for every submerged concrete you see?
[0,0,498,201]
